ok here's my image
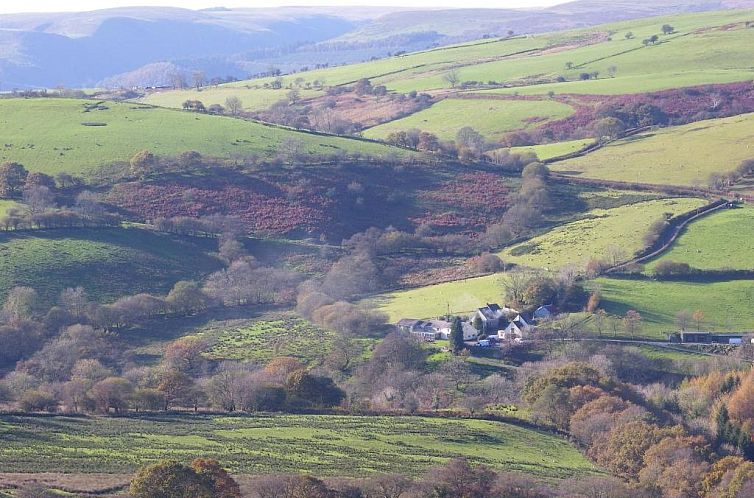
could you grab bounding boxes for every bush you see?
[19,390,57,412]
[654,260,693,277]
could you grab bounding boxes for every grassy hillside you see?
[551,113,754,186]
[0,98,405,175]
[385,10,754,94]
[0,414,598,478]
[363,98,574,141]
[595,277,754,336]
[647,205,754,271]
[0,228,221,303]
[145,9,754,104]
[510,139,594,161]
[500,197,707,270]
[143,86,321,113]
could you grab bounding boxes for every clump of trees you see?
[130,459,241,498]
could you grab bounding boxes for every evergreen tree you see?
[450,317,465,353]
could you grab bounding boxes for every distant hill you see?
[1,0,753,89]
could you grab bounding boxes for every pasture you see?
[0,414,597,479]
[510,139,594,161]
[500,197,706,270]
[0,228,221,304]
[594,277,754,337]
[383,10,754,94]
[551,112,754,186]
[142,86,321,113]
[647,205,754,271]
[197,315,365,364]
[0,99,403,175]
[373,274,503,322]
[362,98,574,141]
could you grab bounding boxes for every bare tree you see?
[623,310,642,337]
[675,309,691,332]
[605,244,627,267]
[442,69,460,88]
[192,71,206,89]
[500,270,529,306]
[225,96,243,116]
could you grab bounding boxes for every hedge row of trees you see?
[125,457,637,498]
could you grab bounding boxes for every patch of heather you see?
[535,81,754,141]
[413,172,511,231]
[107,180,333,236]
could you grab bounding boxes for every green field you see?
[648,205,754,271]
[551,113,754,186]
[142,86,321,113]
[0,228,221,303]
[510,139,594,161]
[373,274,503,322]
[0,414,597,478]
[195,315,373,364]
[500,197,707,270]
[383,10,754,94]
[0,99,404,175]
[362,98,574,141]
[595,277,754,336]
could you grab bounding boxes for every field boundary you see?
[606,198,730,273]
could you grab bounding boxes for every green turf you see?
[372,274,504,322]
[0,228,221,304]
[382,10,754,94]
[0,98,406,175]
[551,112,754,186]
[509,139,594,160]
[648,205,754,271]
[484,70,754,97]
[362,98,574,141]
[594,277,754,337]
[142,86,321,113]
[193,314,374,364]
[500,197,707,270]
[0,414,598,479]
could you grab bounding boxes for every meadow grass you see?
[142,86,321,112]
[0,414,598,479]
[372,274,504,322]
[0,98,404,175]
[500,197,706,270]
[190,314,375,364]
[0,228,221,304]
[362,98,574,140]
[381,10,754,93]
[551,113,754,186]
[594,277,754,337]
[647,205,754,271]
[484,70,754,97]
[509,139,594,160]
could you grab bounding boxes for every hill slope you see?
[0,98,404,175]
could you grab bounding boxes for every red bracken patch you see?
[412,172,511,231]
[107,181,333,236]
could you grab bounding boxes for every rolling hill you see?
[0,98,406,175]
[0,228,222,304]
[3,1,753,89]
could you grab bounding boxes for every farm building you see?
[668,332,746,344]
[472,303,517,333]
